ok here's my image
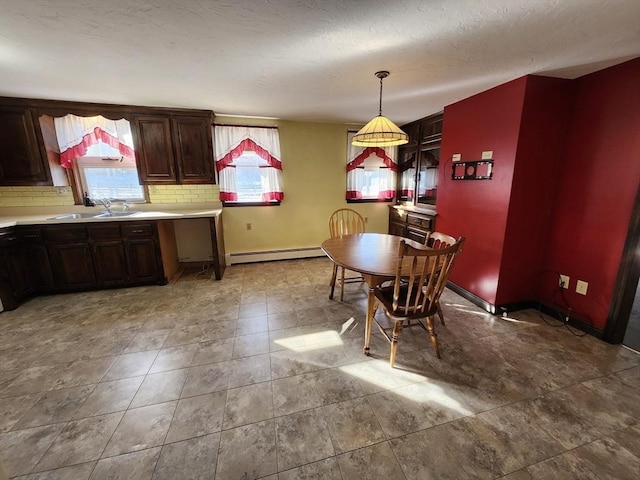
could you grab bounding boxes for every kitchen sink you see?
[48,211,139,220]
[95,211,139,217]
[48,213,103,220]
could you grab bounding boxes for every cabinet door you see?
[172,116,214,184]
[417,146,439,206]
[402,122,421,148]
[0,106,50,185]
[420,114,443,145]
[126,238,161,283]
[49,243,97,290]
[1,244,31,301]
[132,115,176,183]
[93,241,128,286]
[397,147,418,202]
[388,221,406,237]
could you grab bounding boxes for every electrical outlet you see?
[559,274,569,289]
[576,280,588,295]
[452,154,461,162]
[481,150,493,159]
[246,223,252,231]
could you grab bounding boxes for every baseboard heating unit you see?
[227,247,324,265]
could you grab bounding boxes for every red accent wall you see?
[498,77,573,305]
[437,58,640,330]
[541,59,640,329]
[437,77,527,305]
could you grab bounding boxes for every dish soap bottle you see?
[83,192,95,207]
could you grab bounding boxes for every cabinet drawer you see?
[406,227,428,244]
[45,225,87,243]
[122,222,154,238]
[88,224,121,241]
[20,227,43,242]
[406,213,433,231]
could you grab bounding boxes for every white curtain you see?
[54,114,135,169]
[214,125,283,202]
[346,131,397,200]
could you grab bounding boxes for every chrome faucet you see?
[94,198,113,214]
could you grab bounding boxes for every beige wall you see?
[217,116,389,255]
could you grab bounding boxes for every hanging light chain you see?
[375,71,390,116]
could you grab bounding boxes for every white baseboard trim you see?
[226,247,325,265]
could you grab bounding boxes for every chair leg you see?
[426,316,441,359]
[389,321,402,368]
[436,300,445,326]
[339,266,346,301]
[329,263,338,299]
[364,296,377,355]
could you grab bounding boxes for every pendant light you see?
[352,71,408,147]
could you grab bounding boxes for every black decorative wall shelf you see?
[452,160,493,180]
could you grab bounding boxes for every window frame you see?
[73,154,148,203]
[214,125,284,207]
[346,130,397,204]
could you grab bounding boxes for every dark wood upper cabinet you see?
[403,122,421,148]
[132,113,214,185]
[395,112,443,208]
[0,106,51,185]
[173,116,214,183]
[420,115,443,145]
[132,115,177,183]
[0,96,215,187]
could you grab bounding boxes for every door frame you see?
[604,185,640,343]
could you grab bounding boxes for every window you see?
[75,143,145,202]
[54,114,146,203]
[214,125,283,205]
[346,131,397,202]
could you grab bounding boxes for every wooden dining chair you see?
[328,208,365,301]
[424,231,458,325]
[368,236,465,367]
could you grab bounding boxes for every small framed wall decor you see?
[452,160,493,180]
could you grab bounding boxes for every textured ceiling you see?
[0,0,638,125]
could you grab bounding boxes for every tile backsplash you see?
[0,186,75,207]
[148,185,219,203]
[0,184,220,208]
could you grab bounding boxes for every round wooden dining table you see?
[321,233,425,355]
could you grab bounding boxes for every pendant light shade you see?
[352,71,408,147]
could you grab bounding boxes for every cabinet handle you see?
[130,229,144,234]
[23,234,38,239]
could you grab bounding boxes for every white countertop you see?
[0,203,223,229]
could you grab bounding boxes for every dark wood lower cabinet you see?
[126,238,161,283]
[88,224,129,286]
[93,241,129,286]
[49,243,97,290]
[388,205,436,243]
[1,242,31,301]
[0,221,167,310]
[0,227,54,308]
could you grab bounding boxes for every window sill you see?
[346,198,394,204]
[222,201,281,207]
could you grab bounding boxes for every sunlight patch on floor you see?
[274,330,344,352]
[339,358,427,391]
